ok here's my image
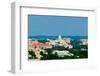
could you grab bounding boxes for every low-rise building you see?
[29,40,52,49]
[80,39,88,45]
[52,50,74,57]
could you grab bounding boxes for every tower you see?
[58,35,62,40]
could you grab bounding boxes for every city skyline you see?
[28,15,88,36]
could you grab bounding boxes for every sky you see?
[28,15,88,36]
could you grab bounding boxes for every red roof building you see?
[28,41,52,48]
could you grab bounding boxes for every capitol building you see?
[46,35,73,49]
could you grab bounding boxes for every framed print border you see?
[11,2,97,74]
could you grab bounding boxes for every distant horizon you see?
[28,35,88,39]
[28,35,88,37]
[28,15,88,37]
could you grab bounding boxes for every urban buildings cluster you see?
[28,35,88,60]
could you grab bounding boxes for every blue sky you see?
[28,15,88,36]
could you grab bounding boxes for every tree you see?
[28,50,36,59]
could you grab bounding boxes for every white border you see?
[11,2,97,74]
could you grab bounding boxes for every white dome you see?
[58,35,62,40]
